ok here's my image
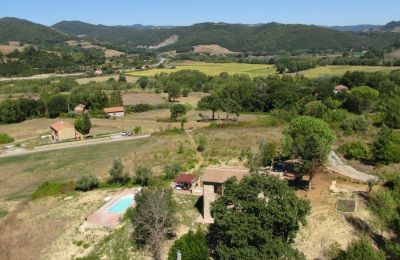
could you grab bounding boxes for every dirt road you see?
[0,72,85,82]
[326,151,378,183]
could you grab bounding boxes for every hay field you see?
[299,65,400,78]
[126,61,276,77]
[123,91,207,106]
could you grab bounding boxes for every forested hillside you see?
[0,17,68,46]
[53,21,400,53]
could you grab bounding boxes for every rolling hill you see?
[53,21,400,53]
[0,17,68,46]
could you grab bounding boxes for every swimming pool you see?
[107,195,135,213]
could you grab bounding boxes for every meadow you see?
[126,61,400,78]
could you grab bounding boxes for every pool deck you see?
[86,188,137,228]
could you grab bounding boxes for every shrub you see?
[31,181,74,200]
[197,135,207,152]
[340,115,371,135]
[0,133,14,144]
[133,126,142,134]
[163,163,182,180]
[338,141,370,161]
[108,158,130,184]
[75,174,99,191]
[134,165,153,186]
[168,228,209,260]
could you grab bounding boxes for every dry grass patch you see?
[76,75,138,84]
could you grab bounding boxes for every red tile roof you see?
[174,174,198,184]
[50,121,74,132]
[104,106,124,113]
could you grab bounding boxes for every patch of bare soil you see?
[294,173,371,260]
[193,45,238,55]
[0,189,120,260]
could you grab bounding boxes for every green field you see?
[126,61,400,78]
[126,61,276,77]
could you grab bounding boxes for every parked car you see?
[174,184,184,190]
[122,131,127,136]
[126,131,133,136]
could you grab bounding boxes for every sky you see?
[1,0,399,27]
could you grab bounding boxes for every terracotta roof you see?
[74,104,86,111]
[202,167,249,184]
[50,121,74,132]
[174,174,198,184]
[335,85,348,91]
[104,106,124,113]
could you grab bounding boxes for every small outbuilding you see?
[95,69,103,76]
[173,174,199,191]
[334,84,349,94]
[74,104,87,114]
[104,106,125,117]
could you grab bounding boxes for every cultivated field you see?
[126,61,276,77]
[126,61,400,78]
[299,65,400,78]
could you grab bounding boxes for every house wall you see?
[107,111,124,117]
[57,128,76,141]
[203,184,216,223]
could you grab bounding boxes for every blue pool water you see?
[107,195,135,213]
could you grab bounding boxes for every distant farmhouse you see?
[74,104,87,114]
[104,106,125,117]
[50,121,82,142]
[334,84,349,94]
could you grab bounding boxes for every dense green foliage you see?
[335,237,385,260]
[134,165,153,186]
[163,163,182,180]
[207,174,310,259]
[75,174,99,191]
[0,98,45,123]
[108,158,130,184]
[74,113,92,134]
[338,141,370,161]
[53,21,400,53]
[372,125,400,164]
[170,104,187,121]
[168,229,209,260]
[0,133,14,144]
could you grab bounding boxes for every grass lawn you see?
[126,61,276,77]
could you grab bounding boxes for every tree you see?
[168,228,209,260]
[131,188,177,260]
[46,95,68,118]
[74,113,91,134]
[368,189,397,245]
[134,165,153,186]
[109,90,123,106]
[75,174,99,191]
[198,95,221,120]
[346,86,379,114]
[372,125,399,164]
[170,104,187,121]
[335,237,385,260]
[382,96,400,129]
[207,174,310,259]
[285,116,335,190]
[304,101,328,119]
[166,81,181,102]
[221,98,241,120]
[108,158,129,184]
[118,74,126,82]
[163,163,182,180]
[137,76,149,89]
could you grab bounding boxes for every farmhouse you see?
[334,84,349,94]
[74,104,87,114]
[201,167,249,223]
[173,174,199,191]
[50,121,82,142]
[104,106,125,117]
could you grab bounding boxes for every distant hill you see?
[53,20,400,53]
[381,21,400,32]
[326,24,382,32]
[0,17,68,46]
[126,24,176,29]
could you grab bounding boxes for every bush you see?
[168,228,209,260]
[338,141,370,161]
[108,158,130,184]
[134,165,153,186]
[163,163,182,180]
[133,126,141,134]
[0,133,14,144]
[196,135,207,152]
[75,174,99,191]
[340,115,371,135]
